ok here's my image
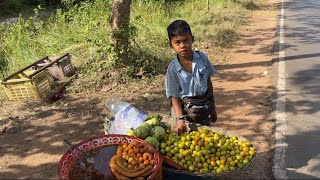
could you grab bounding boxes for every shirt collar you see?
[174,51,200,72]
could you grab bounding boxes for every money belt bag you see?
[181,51,214,122]
[182,90,214,122]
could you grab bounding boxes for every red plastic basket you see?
[58,134,162,180]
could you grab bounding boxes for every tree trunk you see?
[110,0,132,65]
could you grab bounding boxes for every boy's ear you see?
[192,36,195,43]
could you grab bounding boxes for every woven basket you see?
[163,153,255,179]
[162,125,257,179]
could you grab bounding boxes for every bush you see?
[0,0,263,89]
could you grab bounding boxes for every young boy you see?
[165,20,217,134]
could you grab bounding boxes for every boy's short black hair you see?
[167,20,193,41]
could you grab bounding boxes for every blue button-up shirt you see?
[165,51,216,99]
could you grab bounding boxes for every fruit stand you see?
[59,114,256,180]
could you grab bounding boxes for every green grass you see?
[0,0,263,90]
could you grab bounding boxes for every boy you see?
[165,20,217,134]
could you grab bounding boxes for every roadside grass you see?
[0,0,264,94]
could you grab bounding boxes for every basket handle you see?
[18,71,30,79]
[2,56,49,81]
[29,53,70,78]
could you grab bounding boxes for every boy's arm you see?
[207,77,213,95]
[171,96,187,133]
[172,96,183,117]
[166,63,187,133]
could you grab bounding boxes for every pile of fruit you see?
[126,114,169,151]
[125,114,256,175]
[158,128,256,174]
[110,140,157,179]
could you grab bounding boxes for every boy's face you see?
[169,33,194,60]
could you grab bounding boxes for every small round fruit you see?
[216,168,223,174]
[143,160,150,166]
[243,159,249,165]
[160,143,167,149]
[188,165,195,172]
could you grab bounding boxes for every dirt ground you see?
[0,0,279,179]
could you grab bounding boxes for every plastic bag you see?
[106,96,147,134]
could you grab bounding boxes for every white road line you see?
[273,0,288,179]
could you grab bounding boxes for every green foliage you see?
[0,0,113,78]
[0,0,24,16]
[0,0,263,89]
[0,0,61,17]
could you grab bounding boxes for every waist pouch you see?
[182,91,214,122]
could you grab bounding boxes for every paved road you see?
[274,0,320,179]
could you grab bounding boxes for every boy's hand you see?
[177,120,187,135]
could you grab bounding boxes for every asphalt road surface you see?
[274,0,320,179]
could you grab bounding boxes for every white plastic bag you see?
[106,96,147,134]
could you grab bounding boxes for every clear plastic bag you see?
[105,96,147,134]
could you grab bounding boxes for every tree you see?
[110,0,132,65]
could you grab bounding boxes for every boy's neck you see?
[177,51,193,62]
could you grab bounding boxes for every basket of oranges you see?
[58,134,162,180]
[111,139,163,179]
